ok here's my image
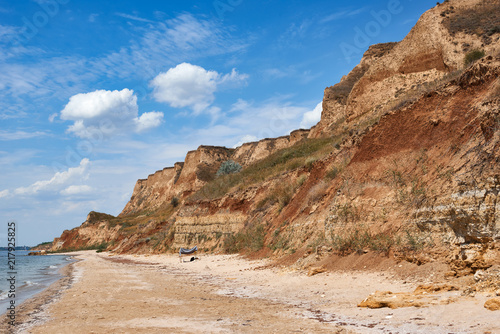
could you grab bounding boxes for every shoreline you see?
[9,251,500,333]
[0,254,80,333]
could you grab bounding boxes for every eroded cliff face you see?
[120,130,311,216]
[310,0,500,138]
[233,130,310,166]
[120,146,233,216]
[51,212,121,251]
[46,0,500,274]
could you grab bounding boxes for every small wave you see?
[20,281,40,288]
[0,291,8,301]
[49,265,58,269]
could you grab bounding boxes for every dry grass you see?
[442,1,500,44]
[223,222,265,253]
[190,137,342,201]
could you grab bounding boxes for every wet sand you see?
[4,251,499,333]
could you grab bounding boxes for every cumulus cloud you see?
[0,189,9,198]
[60,89,163,138]
[60,185,92,196]
[150,63,248,114]
[134,111,164,132]
[14,158,90,196]
[300,102,322,128]
[219,68,249,86]
[61,89,137,120]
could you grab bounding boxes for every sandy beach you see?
[3,251,499,333]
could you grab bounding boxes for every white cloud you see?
[151,63,247,115]
[134,111,164,132]
[219,68,249,86]
[0,189,9,198]
[60,89,163,138]
[115,12,154,23]
[0,130,48,140]
[262,66,322,84]
[0,13,249,119]
[320,7,368,24]
[300,102,322,128]
[184,97,313,148]
[0,24,18,42]
[234,135,258,148]
[61,185,93,196]
[61,89,137,120]
[14,158,91,196]
[263,68,287,79]
[229,98,252,112]
[48,113,58,122]
[151,63,218,113]
[88,13,99,23]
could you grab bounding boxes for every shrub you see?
[486,26,500,36]
[170,196,179,207]
[331,227,396,255]
[196,165,216,182]
[223,223,265,253]
[335,203,360,223]
[259,180,299,212]
[297,175,307,186]
[191,137,341,202]
[464,49,485,66]
[305,157,317,170]
[216,160,242,176]
[95,242,109,253]
[325,167,339,180]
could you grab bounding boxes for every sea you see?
[0,250,74,315]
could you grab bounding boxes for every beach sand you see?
[3,251,499,333]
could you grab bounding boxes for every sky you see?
[0,0,437,246]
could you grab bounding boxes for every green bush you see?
[216,160,242,176]
[331,227,395,255]
[170,196,179,207]
[258,180,298,213]
[464,49,485,66]
[191,137,341,202]
[325,167,339,180]
[223,224,265,253]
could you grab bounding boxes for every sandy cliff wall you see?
[232,129,309,166]
[310,0,500,137]
[51,212,121,251]
[120,130,310,216]
[120,146,233,216]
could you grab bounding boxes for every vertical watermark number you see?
[6,222,16,327]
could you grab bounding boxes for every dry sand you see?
[3,251,499,333]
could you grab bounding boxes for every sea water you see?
[0,250,74,315]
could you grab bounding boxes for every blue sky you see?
[0,0,437,246]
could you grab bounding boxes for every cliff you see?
[48,0,500,279]
[119,129,310,216]
[120,145,233,216]
[310,0,500,137]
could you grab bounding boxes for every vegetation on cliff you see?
[47,1,500,282]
